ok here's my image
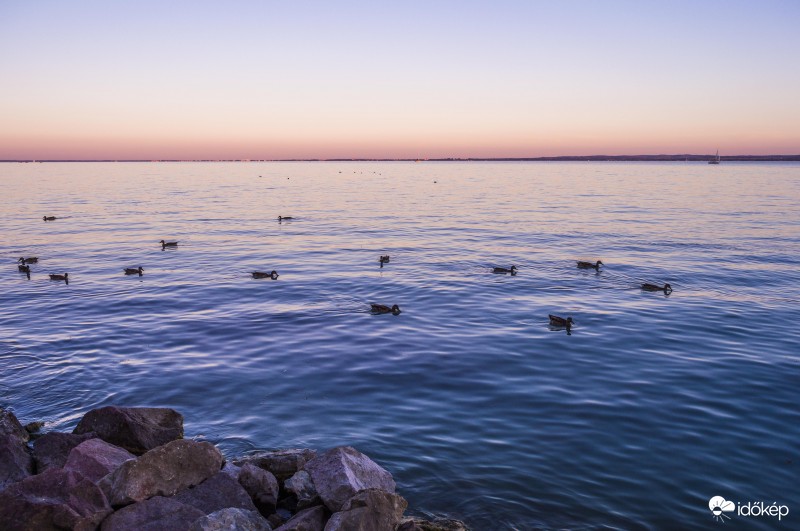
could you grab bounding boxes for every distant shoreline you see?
[2,155,800,163]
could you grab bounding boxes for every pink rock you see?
[64,438,136,483]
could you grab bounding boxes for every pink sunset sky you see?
[1,1,798,160]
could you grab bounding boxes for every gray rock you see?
[239,463,280,515]
[100,439,224,507]
[24,421,45,435]
[233,448,317,481]
[32,431,97,473]
[0,467,112,530]
[0,408,33,491]
[396,516,469,531]
[172,471,257,515]
[189,507,273,531]
[323,489,407,531]
[268,513,288,529]
[275,505,329,531]
[74,406,184,455]
[304,446,396,512]
[64,438,136,483]
[100,496,205,531]
[285,470,322,510]
[221,461,242,480]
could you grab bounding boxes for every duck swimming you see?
[18,264,31,278]
[379,255,390,263]
[124,267,144,276]
[577,260,603,270]
[642,283,672,294]
[493,265,517,274]
[19,257,38,264]
[49,273,68,283]
[278,216,294,221]
[549,314,574,333]
[43,216,56,221]
[371,304,401,315]
[160,240,178,247]
[252,270,279,280]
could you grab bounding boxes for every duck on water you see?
[642,283,672,294]
[371,304,401,315]
[124,267,144,276]
[252,270,279,280]
[577,260,603,270]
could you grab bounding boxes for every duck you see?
[49,273,69,282]
[160,240,178,247]
[577,260,603,270]
[493,265,517,274]
[379,255,390,263]
[19,257,38,264]
[43,216,56,221]
[642,283,672,294]
[252,270,279,280]
[124,267,144,276]
[18,264,30,274]
[371,303,401,315]
[549,314,574,331]
[277,216,294,221]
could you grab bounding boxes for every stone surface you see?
[24,421,45,435]
[100,496,205,531]
[100,439,223,506]
[275,505,329,531]
[64,438,136,483]
[0,467,112,530]
[397,517,469,531]
[304,446,396,512]
[323,489,407,531]
[1,408,34,491]
[233,448,317,481]
[221,461,242,480]
[172,471,257,515]
[285,469,322,510]
[189,507,273,531]
[239,463,280,515]
[74,406,184,455]
[32,431,97,473]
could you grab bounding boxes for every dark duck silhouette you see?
[549,314,574,333]
[277,216,294,222]
[371,304,401,315]
[577,260,603,270]
[252,270,279,279]
[124,267,144,276]
[49,273,69,284]
[19,257,38,264]
[379,255,390,264]
[493,265,517,275]
[160,240,178,248]
[642,283,672,294]
[18,264,31,279]
[43,216,56,221]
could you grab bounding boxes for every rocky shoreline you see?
[1,405,468,531]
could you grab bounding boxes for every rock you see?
[285,470,322,510]
[304,446,396,512]
[323,489,407,531]
[172,471,257,515]
[100,439,223,507]
[100,496,205,531]
[397,516,469,531]
[221,461,242,480]
[239,463,280,515]
[0,468,112,530]
[64,438,136,483]
[268,513,288,528]
[74,406,184,455]
[275,505,329,531]
[189,507,273,531]
[233,448,317,482]
[24,421,45,435]
[32,431,97,473]
[0,409,33,491]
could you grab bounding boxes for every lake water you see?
[1,161,798,530]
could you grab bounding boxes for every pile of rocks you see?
[0,406,467,530]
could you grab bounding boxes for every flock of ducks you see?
[17,215,674,333]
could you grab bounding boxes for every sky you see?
[1,0,799,160]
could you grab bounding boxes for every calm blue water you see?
[1,162,798,530]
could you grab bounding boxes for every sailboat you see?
[708,149,720,165]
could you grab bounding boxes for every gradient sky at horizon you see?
[1,0,799,159]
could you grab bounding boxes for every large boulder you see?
[239,463,280,515]
[74,406,183,455]
[64,438,136,483]
[0,468,112,530]
[100,496,205,531]
[189,507,273,531]
[0,409,33,490]
[274,505,329,531]
[172,471,257,515]
[32,431,97,473]
[304,446,395,512]
[233,448,317,482]
[99,439,223,507]
[285,470,321,510]
[397,517,469,531]
[323,489,407,531]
